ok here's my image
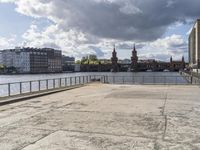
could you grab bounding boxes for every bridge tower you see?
[131,44,138,71]
[111,45,119,72]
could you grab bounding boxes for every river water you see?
[0,72,188,97]
[0,72,182,84]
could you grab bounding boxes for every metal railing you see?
[180,71,200,85]
[0,75,105,99]
[102,75,190,85]
[0,74,196,99]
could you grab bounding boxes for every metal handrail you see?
[1,74,198,99]
[103,75,193,85]
[0,75,105,98]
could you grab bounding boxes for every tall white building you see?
[0,52,3,65]
[0,49,30,73]
[189,19,200,68]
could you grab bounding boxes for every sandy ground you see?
[0,83,200,150]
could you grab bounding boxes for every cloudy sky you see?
[0,0,199,61]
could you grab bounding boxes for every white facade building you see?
[0,50,30,73]
[0,52,3,65]
[0,48,62,73]
[189,19,200,68]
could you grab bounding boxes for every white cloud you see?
[0,0,192,61]
[22,24,107,58]
[138,34,187,61]
[150,34,185,49]
[0,36,16,50]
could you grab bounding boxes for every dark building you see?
[62,56,75,72]
[45,48,62,73]
[29,48,48,73]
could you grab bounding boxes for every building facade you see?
[62,56,75,72]
[0,48,31,73]
[189,19,200,68]
[0,47,62,73]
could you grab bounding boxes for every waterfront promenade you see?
[0,83,200,149]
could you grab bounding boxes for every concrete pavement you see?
[0,83,200,149]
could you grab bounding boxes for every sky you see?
[0,0,199,62]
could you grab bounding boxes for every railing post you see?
[123,76,125,84]
[20,82,22,94]
[65,78,67,87]
[83,76,85,84]
[46,79,48,90]
[53,79,55,89]
[113,76,115,84]
[60,78,62,88]
[142,76,145,84]
[8,83,11,96]
[30,81,32,93]
[79,76,81,84]
[75,77,77,85]
[70,77,72,86]
[39,80,41,91]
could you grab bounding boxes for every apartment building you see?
[0,47,62,73]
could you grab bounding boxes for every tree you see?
[75,60,81,64]
[89,55,97,61]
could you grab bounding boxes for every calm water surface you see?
[0,72,181,84]
[0,72,188,97]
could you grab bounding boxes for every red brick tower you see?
[131,44,138,71]
[111,45,119,72]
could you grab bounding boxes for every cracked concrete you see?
[0,83,200,149]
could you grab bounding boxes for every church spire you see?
[131,43,138,71]
[133,43,136,52]
[182,56,185,62]
[111,44,118,72]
